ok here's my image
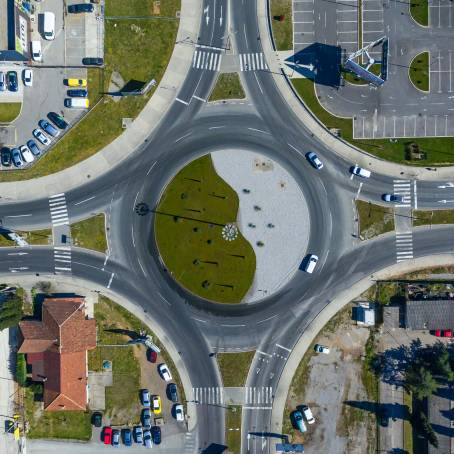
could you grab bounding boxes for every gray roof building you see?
[405,299,454,330]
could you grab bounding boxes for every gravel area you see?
[211,149,309,303]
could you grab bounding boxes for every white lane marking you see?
[55,266,72,271]
[74,196,95,206]
[257,350,272,357]
[146,161,157,176]
[49,193,65,199]
[5,214,32,218]
[355,182,363,199]
[107,272,115,289]
[175,132,192,143]
[7,252,28,256]
[276,343,291,352]
[248,127,270,135]
[157,292,171,306]
[414,180,418,209]
[192,95,207,102]
[175,98,189,105]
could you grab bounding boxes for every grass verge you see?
[404,390,414,454]
[412,209,454,227]
[0,103,21,123]
[270,0,293,50]
[409,52,429,92]
[71,213,107,253]
[0,229,51,246]
[154,154,256,304]
[291,78,454,165]
[410,0,429,26]
[209,73,245,101]
[356,200,394,239]
[217,351,255,387]
[226,406,242,454]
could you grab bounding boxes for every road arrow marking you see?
[220,5,223,26]
[204,6,210,25]
[438,199,454,204]
[437,182,454,189]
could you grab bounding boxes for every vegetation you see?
[209,73,245,101]
[155,154,256,304]
[226,406,242,454]
[0,103,21,123]
[16,353,26,386]
[217,351,255,387]
[0,292,23,330]
[71,214,107,253]
[0,0,180,182]
[403,391,413,454]
[291,77,454,165]
[361,330,379,402]
[270,0,293,50]
[413,209,454,227]
[356,200,394,239]
[409,52,429,92]
[0,229,51,247]
[410,0,429,27]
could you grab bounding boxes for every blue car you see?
[122,428,132,446]
[112,429,120,447]
[142,408,151,428]
[27,140,41,156]
[38,119,60,137]
[68,3,94,13]
[167,383,178,402]
[67,89,88,98]
[7,71,18,92]
[151,426,161,445]
[11,148,22,168]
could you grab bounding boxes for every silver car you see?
[0,72,5,91]
[33,128,51,146]
[143,429,152,449]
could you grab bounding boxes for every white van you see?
[31,41,42,61]
[43,12,55,40]
[304,254,318,274]
[65,98,89,109]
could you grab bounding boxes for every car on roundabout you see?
[382,194,404,203]
[303,254,318,274]
[306,151,324,170]
[351,165,371,178]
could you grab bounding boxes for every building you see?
[405,299,454,331]
[18,296,96,411]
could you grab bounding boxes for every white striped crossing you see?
[184,432,197,454]
[192,386,273,405]
[395,232,413,263]
[49,193,69,227]
[244,386,273,405]
[192,386,224,405]
[54,246,71,273]
[192,50,222,71]
[393,180,412,208]
[239,53,268,71]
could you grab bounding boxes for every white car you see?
[19,145,34,163]
[314,344,330,354]
[351,165,371,178]
[23,69,33,87]
[158,363,172,381]
[301,405,315,424]
[0,72,5,91]
[175,404,184,422]
[33,128,51,146]
[31,40,42,62]
[304,254,318,274]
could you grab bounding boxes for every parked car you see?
[143,429,152,449]
[444,329,453,337]
[122,428,132,446]
[0,72,5,91]
[1,148,11,167]
[31,40,42,62]
[43,11,55,40]
[152,395,162,415]
[27,140,41,157]
[301,405,315,424]
[67,78,87,87]
[314,344,330,354]
[67,89,88,97]
[19,145,34,164]
[435,329,442,337]
[351,165,371,178]
[112,429,120,446]
[103,426,113,445]
[82,57,104,66]
[142,408,152,428]
[151,426,161,445]
[38,119,60,137]
[383,194,404,203]
[68,3,94,13]
[306,151,324,170]
[33,128,51,146]
[175,404,184,422]
[11,148,22,168]
[378,408,389,427]
[92,412,102,427]
[22,69,33,87]
[167,383,178,402]
[141,389,151,407]
[158,363,172,381]
[303,254,318,274]
[147,348,158,363]
[7,71,18,92]
[292,410,307,433]
[133,426,143,444]
[48,112,68,130]
[65,98,89,108]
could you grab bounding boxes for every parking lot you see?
[292,0,315,53]
[336,0,358,57]
[429,49,454,93]
[429,0,454,28]
[361,0,384,60]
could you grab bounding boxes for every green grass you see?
[361,330,379,402]
[105,0,179,16]
[412,209,454,227]
[356,200,394,239]
[0,229,51,246]
[409,52,429,92]
[410,0,429,26]
[24,387,92,440]
[270,0,293,50]
[209,73,245,101]
[291,77,454,165]
[226,406,242,454]
[0,103,21,123]
[155,154,256,304]
[404,390,414,454]
[71,214,107,253]
[217,351,255,387]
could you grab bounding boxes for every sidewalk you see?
[0,0,202,201]
[256,0,454,181]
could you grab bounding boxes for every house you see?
[18,296,96,411]
[405,299,454,331]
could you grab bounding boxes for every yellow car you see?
[67,78,87,87]
[152,395,161,415]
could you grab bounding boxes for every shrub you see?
[16,353,27,386]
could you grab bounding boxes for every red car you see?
[147,349,157,363]
[435,329,442,337]
[444,330,453,337]
[103,426,112,445]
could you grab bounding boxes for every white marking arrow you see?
[7,252,28,256]
[220,6,223,26]
[9,267,28,272]
[204,6,210,25]
[437,182,454,189]
[438,199,454,204]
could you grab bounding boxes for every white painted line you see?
[54,246,71,251]
[355,182,363,199]
[74,196,95,206]
[50,193,65,199]
[107,272,115,289]
[276,343,291,352]
[55,266,72,271]
[55,259,71,263]
[175,98,189,105]
[256,350,272,357]
[413,181,418,209]
[192,95,207,102]
[5,214,32,218]
[53,221,70,227]
[242,407,272,410]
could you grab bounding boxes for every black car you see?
[1,148,11,167]
[82,57,104,66]
[67,89,88,98]
[378,408,389,427]
[68,3,94,13]
[151,426,161,445]
[167,383,178,402]
[92,412,102,428]
[48,112,68,130]
[7,71,18,92]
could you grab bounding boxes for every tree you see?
[413,406,439,448]
[0,294,23,331]
[16,353,27,387]
[432,344,454,380]
[405,365,437,400]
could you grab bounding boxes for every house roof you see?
[405,299,454,330]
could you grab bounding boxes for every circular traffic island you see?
[154,151,309,304]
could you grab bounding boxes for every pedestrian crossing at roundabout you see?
[393,180,412,208]
[239,53,268,71]
[192,386,224,404]
[192,386,273,405]
[395,232,413,263]
[54,246,72,273]
[192,50,222,71]
[48,193,69,227]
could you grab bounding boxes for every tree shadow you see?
[344,400,411,424]
[104,328,141,340]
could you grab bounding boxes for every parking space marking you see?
[293,0,314,53]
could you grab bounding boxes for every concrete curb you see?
[0,0,202,201]
[7,274,197,432]
[269,253,454,452]
[257,0,454,181]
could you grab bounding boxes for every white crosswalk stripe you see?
[393,179,412,208]
[54,246,72,273]
[395,232,413,263]
[184,431,197,454]
[192,50,222,71]
[239,53,268,71]
[192,386,273,405]
[244,386,273,405]
[49,193,69,226]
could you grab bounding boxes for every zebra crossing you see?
[193,387,224,405]
[395,232,414,263]
[54,246,72,273]
[244,386,273,405]
[192,50,222,71]
[393,180,412,208]
[239,53,268,72]
[184,432,197,454]
[192,386,273,405]
[49,193,69,227]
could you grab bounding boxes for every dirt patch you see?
[153,1,161,14]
